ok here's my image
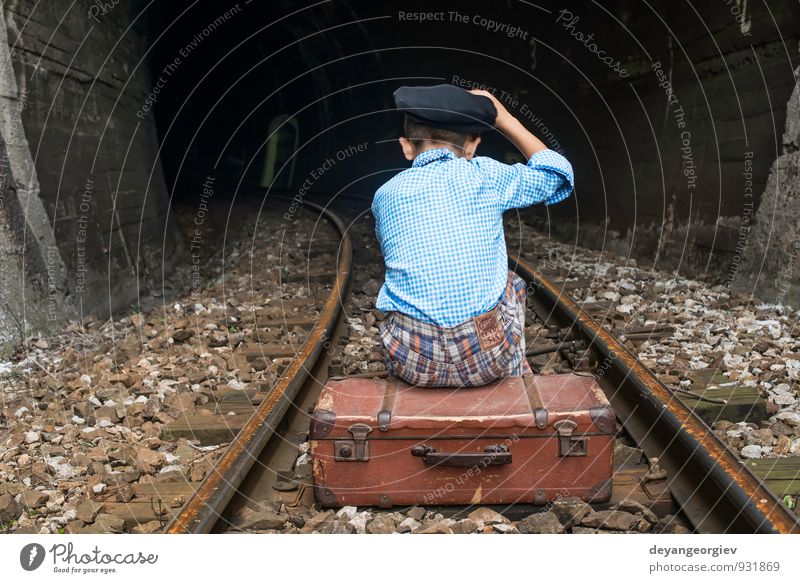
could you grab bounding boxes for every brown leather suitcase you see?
[310,373,615,508]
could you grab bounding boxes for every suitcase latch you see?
[334,423,372,462]
[554,420,587,457]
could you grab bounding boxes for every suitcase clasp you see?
[334,423,372,462]
[554,419,588,457]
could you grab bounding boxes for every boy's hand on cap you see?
[469,89,512,129]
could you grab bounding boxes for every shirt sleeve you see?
[371,192,384,243]
[473,149,574,211]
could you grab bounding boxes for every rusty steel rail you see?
[510,255,800,534]
[166,201,352,534]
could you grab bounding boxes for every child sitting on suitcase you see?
[372,84,574,388]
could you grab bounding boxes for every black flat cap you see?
[393,84,496,134]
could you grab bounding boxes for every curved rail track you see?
[165,201,352,533]
[165,204,799,535]
[511,256,800,534]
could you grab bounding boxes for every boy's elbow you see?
[523,150,574,202]
[543,173,574,206]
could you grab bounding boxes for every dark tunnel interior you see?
[147,0,799,286]
[150,1,612,210]
[152,0,575,201]
[3,0,796,337]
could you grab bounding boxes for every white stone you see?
[336,506,358,520]
[92,483,107,494]
[349,511,370,534]
[227,379,246,391]
[46,457,76,480]
[657,354,675,365]
[740,445,763,459]
[769,388,797,406]
[601,291,620,301]
[397,517,420,532]
[24,431,40,444]
[774,411,800,427]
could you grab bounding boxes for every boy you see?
[372,84,574,387]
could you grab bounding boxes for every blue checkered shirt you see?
[372,148,574,327]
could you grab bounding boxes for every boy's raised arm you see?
[470,89,548,158]
[469,89,574,210]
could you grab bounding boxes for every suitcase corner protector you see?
[314,485,341,507]
[310,409,336,439]
[584,478,613,503]
[589,405,616,434]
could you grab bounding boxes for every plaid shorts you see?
[379,271,532,387]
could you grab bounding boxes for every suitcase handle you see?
[410,444,512,467]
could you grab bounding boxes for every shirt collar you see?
[412,147,456,168]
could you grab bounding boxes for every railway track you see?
[512,257,800,534]
[162,200,352,533]
[161,204,799,535]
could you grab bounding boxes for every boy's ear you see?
[463,135,481,160]
[399,137,416,161]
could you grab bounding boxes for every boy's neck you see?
[413,141,463,158]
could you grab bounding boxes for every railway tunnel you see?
[0,0,798,352]
[1,0,800,540]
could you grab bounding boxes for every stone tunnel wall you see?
[530,0,800,299]
[732,70,800,305]
[0,0,183,356]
